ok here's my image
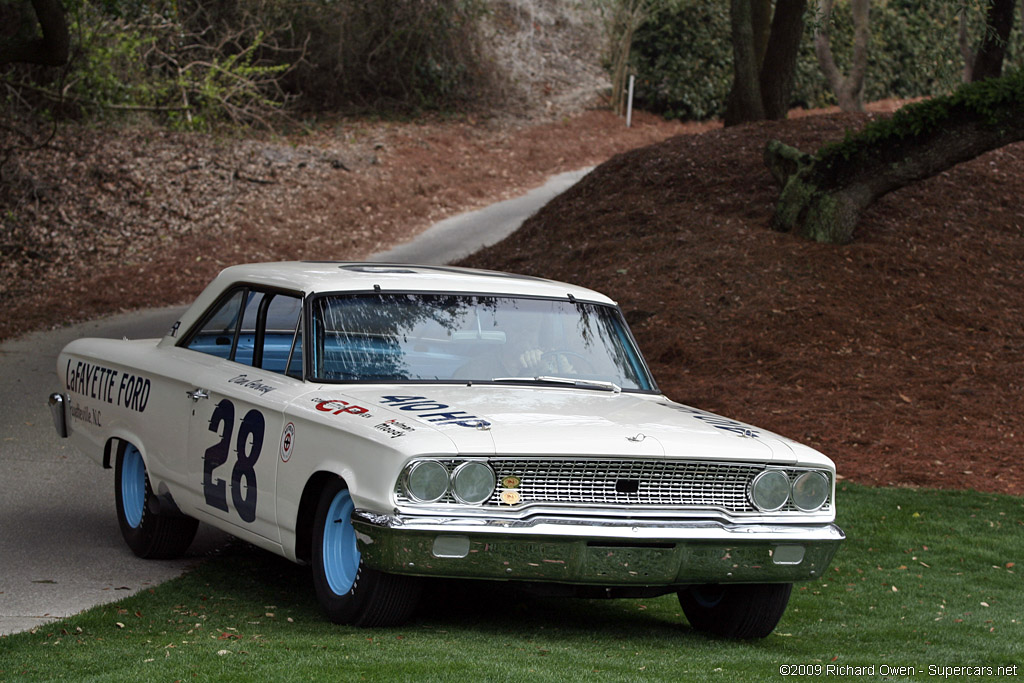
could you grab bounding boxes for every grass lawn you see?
[1,483,1021,682]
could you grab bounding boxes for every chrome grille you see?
[488,458,761,512]
[395,458,834,514]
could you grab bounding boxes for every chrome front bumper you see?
[352,511,845,585]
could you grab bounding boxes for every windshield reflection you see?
[310,293,654,391]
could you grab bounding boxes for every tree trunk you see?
[766,75,1024,243]
[726,0,806,126]
[751,0,773,66]
[959,10,977,82]
[972,0,1017,81]
[759,0,807,119]
[725,0,765,126]
[814,0,870,112]
[0,0,69,67]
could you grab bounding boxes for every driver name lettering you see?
[229,374,276,395]
[379,395,491,429]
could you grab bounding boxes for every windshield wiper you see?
[490,376,621,393]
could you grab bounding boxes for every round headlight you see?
[791,471,830,512]
[451,461,496,505]
[405,461,449,503]
[750,470,790,512]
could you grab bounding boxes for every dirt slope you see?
[460,113,1024,496]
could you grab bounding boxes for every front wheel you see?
[114,441,198,559]
[678,583,792,639]
[312,479,421,626]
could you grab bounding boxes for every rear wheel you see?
[114,441,198,559]
[678,583,792,639]
[312,479,421,626]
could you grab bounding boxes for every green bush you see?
[276,0,495,113]
[2,0,496,128]
[629,0,731,120]
[630,0,1024,121]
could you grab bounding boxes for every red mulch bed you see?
[460,113,1024,496]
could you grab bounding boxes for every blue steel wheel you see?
[322,488,360,595]
[120,444,146,528]
[114,440,198,559]
[311,478,421,626]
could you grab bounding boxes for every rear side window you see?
[184,287,303,378]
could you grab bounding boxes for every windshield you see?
[310,293,655,391]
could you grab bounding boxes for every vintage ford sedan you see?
[49,262,843,638]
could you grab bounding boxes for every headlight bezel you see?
[749,467,833,513]
[749,469,792,512]
[450,461,497,505]
[400,459,496,506]
[403,460,450,503]
[791,470,831,512]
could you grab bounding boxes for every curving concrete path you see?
[0,168,591,636]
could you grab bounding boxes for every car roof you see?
[213,262,615,302]
[161,262,618,344]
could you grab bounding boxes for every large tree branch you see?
[766,72,1024,243]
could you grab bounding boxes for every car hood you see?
[328,385,806,464]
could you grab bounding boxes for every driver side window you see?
[184,287,303,378]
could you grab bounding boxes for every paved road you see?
[0,168,590,636]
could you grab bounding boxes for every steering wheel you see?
[540,350,595,374]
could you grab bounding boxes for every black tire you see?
[678,583,793,639]
[114,441,198,559]
[312,478,421,627]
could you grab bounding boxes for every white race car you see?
[49,262,843,638]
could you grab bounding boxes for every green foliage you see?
[1,1,296,130]
[630,0,1024,121]
[277,0,493,113]
[630,0,732,120]
[817,68,1024,171]
[3,0,494,128]
[64,6,158,109]
[1,484,1021,681]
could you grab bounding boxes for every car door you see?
[182,286,304,544]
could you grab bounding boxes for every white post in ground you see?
[626,74,635,128]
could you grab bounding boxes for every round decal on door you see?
[280,422,296,463]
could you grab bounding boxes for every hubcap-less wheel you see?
[120,444,146,529]
[322,489,360,596]
[114,440,198,559]
[678,583,793,639]
[312,479,422,626]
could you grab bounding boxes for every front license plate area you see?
[582,543,680,583]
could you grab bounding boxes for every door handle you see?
[186,388,209,402]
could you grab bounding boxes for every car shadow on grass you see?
[193,540,702,642]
